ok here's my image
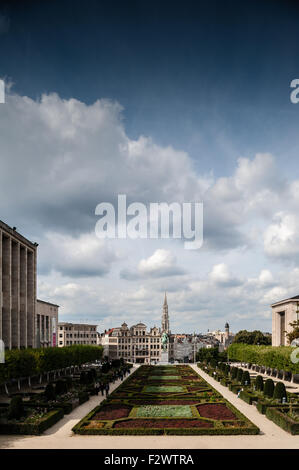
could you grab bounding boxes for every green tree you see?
[285,320,299,345]
[233,330,271,345]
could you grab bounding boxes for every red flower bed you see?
[93,405,131,420]
[114,419,213,429]
[197,404,237,420]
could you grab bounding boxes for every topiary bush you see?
[44,383,56,401]
[264,378,274,398]
[241,370,251,386]
[55,379,68,395]
[236,368,243,383]
[273,382,287,402]
[8,395,24,420]
[231,367,238,380]
[255,375,264,392]
[210,359,217,369]
[225,364,231,376]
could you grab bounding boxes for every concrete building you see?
[0,220,38,349]
[58,322,98,347]
[36,299,59,348]
[271,295,299,346]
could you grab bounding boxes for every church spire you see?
[161,292,170,334]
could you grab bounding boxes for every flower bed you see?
[114,418,213,429]
[73,365,259,435]
[93,405,131,420]
[197,403,237,420]
[136,405,193,418]
[0,408,64,435]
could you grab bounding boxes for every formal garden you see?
[198,347,299,435]
[0,345,133,435]
[72,364,259,435]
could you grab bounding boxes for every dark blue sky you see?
[1,0,299,176]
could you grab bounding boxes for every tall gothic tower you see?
[161,292,170,333]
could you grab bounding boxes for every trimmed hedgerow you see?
[236,368,243,383]
[231,367,238,380]
[255,375,264,392]
[227,343,299,374]
[241,370,251,386]
[0,408,64,435]
[264,379,274,398]
[266,406,299,435]
[239,390,258,405]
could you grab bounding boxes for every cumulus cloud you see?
[121,249,185,279]
[208,263,241,286]
[263,212,299,261]
[38,232,120,277]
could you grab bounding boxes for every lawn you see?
[73,365,260,435]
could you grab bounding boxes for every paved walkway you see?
[0,364,298,449]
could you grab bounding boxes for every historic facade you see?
[0,220,37,349]
[271,295,299,346]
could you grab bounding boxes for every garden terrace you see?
[73,365,259,435]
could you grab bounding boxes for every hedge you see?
[227,343,299,374]
[266,407,299,435]
[0,408,64,435]
[240,390,259,405]
[0,345,103,384]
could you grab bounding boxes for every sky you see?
[1,0,299,334]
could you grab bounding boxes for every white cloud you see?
[39,231,120,277]
[264,212,299,260]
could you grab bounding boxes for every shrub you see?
[55,380,68,395]
[231,367,238,380]
[8,396,24,420]
[210,359,217,369]
[227,343,299,374]
[65,376,73,389]
[273,382,287,402]
[241,370,251,386]
[255,375,264,391]
[236,368,243,383]
[44,383,56,401]
[264,379,274,398]
[225,364,231,375]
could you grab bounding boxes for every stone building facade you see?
[0,220,37,349]
[98,322,161,364]
[58,322,98,347]
[36,299,59,348]
[271,295,299,346]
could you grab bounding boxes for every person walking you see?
[105,383,110,397]
[100,382,104,396]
